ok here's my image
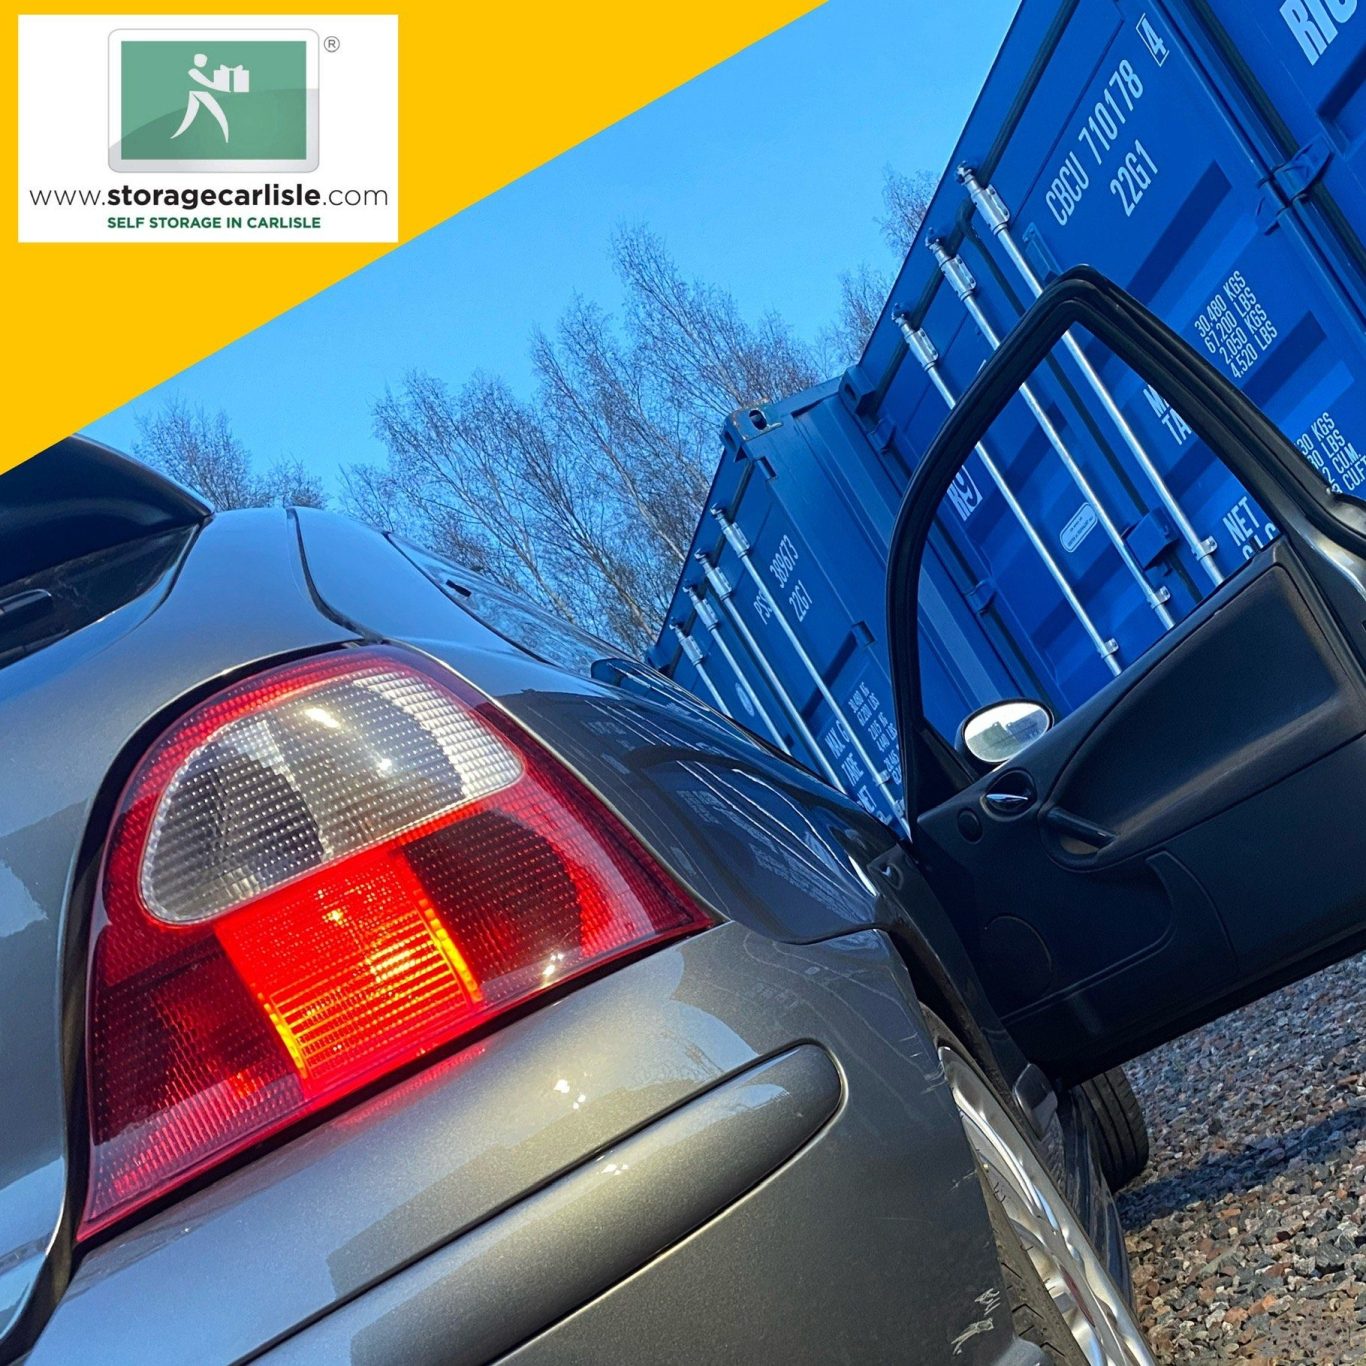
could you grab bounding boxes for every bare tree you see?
[457,373,660,643]
[260,456,327,509]
[532,297,708,562]
[134,166,938,654]
[612,224,821,420]
[361,367,666,649]
[820,262,893,371]
[134,401,258,508]
[818,168,936,367]
[878,166,936,257]
[349,230,832,652]
[367,372,574,613]
[345,184,940,651]
[134,400,327,509]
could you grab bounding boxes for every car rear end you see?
[5,439,1056,1364]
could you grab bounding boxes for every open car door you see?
[888,266,1366,1084]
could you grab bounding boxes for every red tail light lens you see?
[82,647,710,1238]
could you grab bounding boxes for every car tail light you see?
[81,646,710,1238]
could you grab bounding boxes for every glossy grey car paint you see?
[43,928,1023,1364]
[3,455,1120,1363]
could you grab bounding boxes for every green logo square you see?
[111,31,318,172]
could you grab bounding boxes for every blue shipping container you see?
[649,0,1366,828]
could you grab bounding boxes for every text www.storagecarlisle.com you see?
[28,181,390,231]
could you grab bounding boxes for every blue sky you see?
[88,0,1020,485]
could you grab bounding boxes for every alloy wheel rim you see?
[940,1044,1155,1366]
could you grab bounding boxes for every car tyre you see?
[1076,1067,1150,1192]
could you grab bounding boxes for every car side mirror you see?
[957,699,1053,769]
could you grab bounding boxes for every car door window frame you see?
[886,265,1366,820]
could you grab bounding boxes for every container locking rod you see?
[683,587,788,749]
[928,238,1176,630]
[689,569,847,793]
[958,167,1223,588]
[669,624,734,715]
[899,318,1122,677]
[709,510,907,830]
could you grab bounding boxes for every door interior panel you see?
[1002,730,1366,1077]
[916,542,1366,1079]
[999,850,1236,1074]
[890,270,1366,1081]
[1046,556,1366,868]
[1166,735,1366,976]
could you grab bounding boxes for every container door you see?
[1180,0,1366,319]
[887,268,1366,1083]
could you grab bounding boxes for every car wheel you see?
[928,1013,1155,1365]
[975,1164,1088,1365]
[1075,1068,1150,1192]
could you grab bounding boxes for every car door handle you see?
[983,790,1034,816]
[1044,806,1116,849]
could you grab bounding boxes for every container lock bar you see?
[897,315,1122,677]
[708,510,907,831]
[957,167,1223,589]
[689,569,845,791]
[673,625,707,667]
[927,237,1176,630]
[684,588,787,749]
[670,624,733,715]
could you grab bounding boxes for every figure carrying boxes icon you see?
[172,54,250,144]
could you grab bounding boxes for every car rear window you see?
[392,540,623,674]
[0,529,192,669]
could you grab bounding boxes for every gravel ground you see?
[1119,952,1366,1363]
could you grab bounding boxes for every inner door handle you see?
[983,790,1034,816]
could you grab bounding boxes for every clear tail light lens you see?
[82,646,710,1238]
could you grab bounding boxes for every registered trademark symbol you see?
[323,35,340,53]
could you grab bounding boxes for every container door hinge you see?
[966,579,996,614]
[840,363,881,419]
[1123,507,1179,569]
[871,414,899,454]
[1257,136,1332,232]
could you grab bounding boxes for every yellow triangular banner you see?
[4,0,821,472]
